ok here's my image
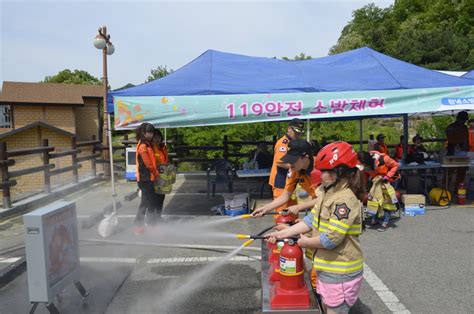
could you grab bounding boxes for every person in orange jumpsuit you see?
[374,134,388,155]
[134,123,160,234]
[393,135,404,161]
[268,119,304,216]
[254,139,318,217]
[469,119,474,152]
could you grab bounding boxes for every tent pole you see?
[307,118,310,142]
[359,118,363,152]
[403,114,409,162]
[106,112,117,213]
[164,127,167,143]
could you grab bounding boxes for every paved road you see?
[1,175,473,313]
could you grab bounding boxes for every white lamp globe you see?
[93,35,106,49]
[106,43,115,55]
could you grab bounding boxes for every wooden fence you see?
[0,136,100,209]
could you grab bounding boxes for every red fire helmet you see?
[315,141,359,171]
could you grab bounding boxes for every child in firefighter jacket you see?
[268,142,365,314]
[358,151,400,232]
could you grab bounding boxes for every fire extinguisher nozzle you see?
[239,214,253,219]
[235,234,251,239]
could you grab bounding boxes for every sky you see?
[0,0,393,89]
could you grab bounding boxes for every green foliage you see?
[330,0,474,70]
[146,65,174,82]
[43,69,101,85]
[415,116,453,150]
[282,53,312,61]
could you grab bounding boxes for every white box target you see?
[23,201,80,303]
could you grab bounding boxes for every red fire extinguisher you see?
[457,183,466,205]
[275,210,297,225]
[270,239,310,309]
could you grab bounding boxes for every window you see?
[0,105,12,128]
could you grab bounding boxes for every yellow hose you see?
[242,239,255,247]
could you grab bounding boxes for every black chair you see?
[207,159,236,198]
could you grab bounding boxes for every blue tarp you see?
[463,70,474,79]
[109,47,474,113]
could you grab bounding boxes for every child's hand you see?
[297,233,310,248]
[252,207,267,217]
[273,223,289,231]
[265,230,287,244]
[287,205,300,216]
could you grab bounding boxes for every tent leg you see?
[306,118,310,142]
[359,119,363,152]
[402,114,409,162]
[164,128,167,143]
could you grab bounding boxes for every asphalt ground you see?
[1,175,473,313]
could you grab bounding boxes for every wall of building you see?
[13,105,76,134]
[75,99,100,141]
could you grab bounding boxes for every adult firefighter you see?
[267,141,365,314]
[253,139,318,217]
[268,119,305,216]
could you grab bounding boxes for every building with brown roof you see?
[0,81,103,141]
[0,82,103,202]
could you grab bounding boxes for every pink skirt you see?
[316,275,363,308]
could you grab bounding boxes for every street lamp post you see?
[93,26,115,177]
[94,26,117,214]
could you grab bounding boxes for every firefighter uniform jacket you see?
[310,182,363,274]
[367,176,398,215]
[368,152,399,182]
[284,168,317,199]
[269,134,293,188]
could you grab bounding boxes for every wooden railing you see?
[0,135,100,209]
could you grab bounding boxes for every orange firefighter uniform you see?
[269,134,297,211]
[136,140,159,182]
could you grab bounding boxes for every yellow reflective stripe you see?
[347,230,362,235]
[312,221,319,228]
[321,220,361,235]
[314,258,363,266]
[329,219,350,229]
[328,223,348,235]
[313,264,364,273]
[280,269,305,277]
[318,226,329,233]
[383,204,397,211]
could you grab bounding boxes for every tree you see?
[146,65,174,82]
[282,53,312,61]
[43,69,101,85]
[330,1,474,71]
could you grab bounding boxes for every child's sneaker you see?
[377,223,388,232]
[133,226,145,235]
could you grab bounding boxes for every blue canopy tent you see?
[109,47,474,116]
[463,70,474,80]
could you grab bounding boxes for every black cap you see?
[281,139,312,164]
[457,111,468,122]
[413,134,423,142]
[288,118,304,133]
[376,134,385,140]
